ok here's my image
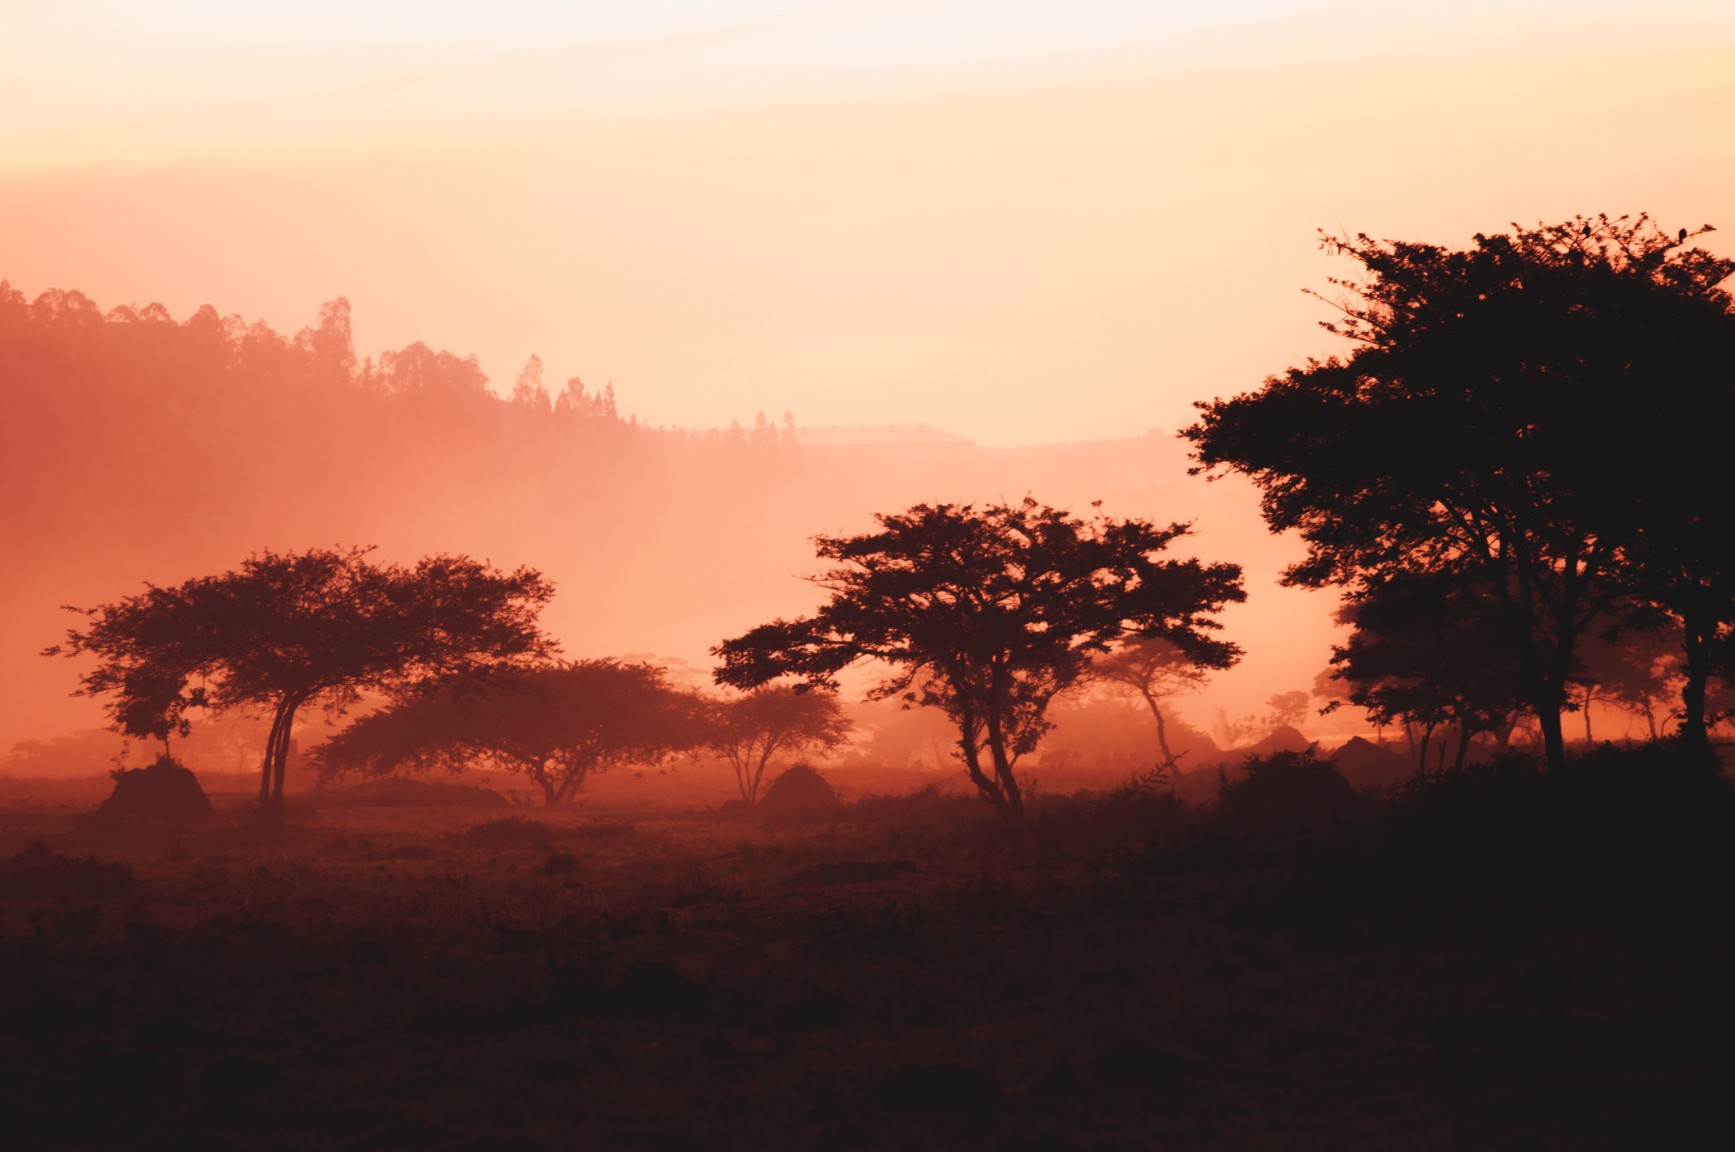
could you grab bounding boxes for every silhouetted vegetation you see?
[1188,214,1735,770]
[8,211,1735,1148]
[714,499,1245,819]
[1090,636,1228,779]
[706,685,852,803]
[0,737,1727,1150]
[1211,748,1362,847]
[48,547,555,810]
[316,661,703,806]
[1328,572,1529,772]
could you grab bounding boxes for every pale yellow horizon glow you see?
[5,1,1735,447]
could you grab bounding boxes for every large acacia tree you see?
[316,660,706,805]
[712,499,1245,820]
[48,547,556,808]
[1187,214,1734,770]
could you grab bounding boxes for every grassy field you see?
[0,762,1730,1151]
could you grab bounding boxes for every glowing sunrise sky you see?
[4,0,1734,444]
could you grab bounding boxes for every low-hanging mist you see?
[0,284,1334,764]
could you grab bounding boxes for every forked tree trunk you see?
[749,749,774,804]
[1452,724,1473,773]
[1414,722,1434,777]
[260,699,293,808]
[956,722,1022,821]
[982,711,1025,822]
[259,694,306,811]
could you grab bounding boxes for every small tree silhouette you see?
[48,547,555,810]
[1092,637,1230,779]
[713,499,1244,820]
[706,685,852,804]
[316,660,704,805]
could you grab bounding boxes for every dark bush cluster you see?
[1377,740,1734,892]
[0,842,136,899]
[1094,740,1733,894]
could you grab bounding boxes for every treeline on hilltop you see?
[1,280,1255,757]
[0,285,807,554]
[0,285,847,748]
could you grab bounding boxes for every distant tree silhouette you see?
[1263,690,1310,732]
[510,353,552,416]
[315,661,704,806]
[1092,636,1231,777]
[1187,214,1734,771]
[1328,574,1530,773]
[707,685,852,804]
[1564,617,1681,742]
[712,499,1245,820]
[47,547,555,810]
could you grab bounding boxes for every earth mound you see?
[95,756,217,823]
[1239,724,1312,758]
[1330,736,1411,791]
[759,764,838,818]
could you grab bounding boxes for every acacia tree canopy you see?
[1091,637,1225,776]
[1186,214,1735,770]
[712,499,1245,819]
[707,685,852,804]
[315,660,706,806]
[48,546,556,807]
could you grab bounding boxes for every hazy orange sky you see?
[5,1,1733,446]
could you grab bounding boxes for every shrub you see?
[1213,749,1359,847]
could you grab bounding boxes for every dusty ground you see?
[0,777,1730,1151]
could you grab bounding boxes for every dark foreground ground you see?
[1,762,1731,1151]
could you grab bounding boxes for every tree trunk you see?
[556,767,589,805]
[749,748,772,804]
[1536,702,1567,773]
[957,732,1006,816]
[531,762,559,806]
[259,701,292,807]
[271,697,302,803]
[952,702,1015,818]
[258,715,278,805]
[1679,611,1714,763]
[1138,688,1177,771]
[982,702,1024,822]
[727,753,751,803]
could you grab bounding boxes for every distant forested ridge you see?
[2,285,1268,755]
